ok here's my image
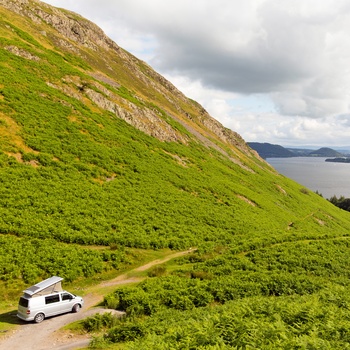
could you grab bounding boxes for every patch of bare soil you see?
[0,249,193,350]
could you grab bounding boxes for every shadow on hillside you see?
[0,309,22,325]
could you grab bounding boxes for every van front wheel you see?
[72,304,80,313]
[34,313,45,323]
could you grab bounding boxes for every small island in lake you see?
[325,157,350,163]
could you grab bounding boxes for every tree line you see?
[328,195,350,212]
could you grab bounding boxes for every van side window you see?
[45,295,60,304]
[61,293,72,301]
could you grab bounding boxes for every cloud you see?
[43,0,350,146]
[151,0,350,119]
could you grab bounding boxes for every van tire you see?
[72,304,80,313]
[34,313,45,323]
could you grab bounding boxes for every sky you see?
[43,0,350,148]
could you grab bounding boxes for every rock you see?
[5,45,40,61]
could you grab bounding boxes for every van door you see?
[60,292,75,312]
[44,294,61,316]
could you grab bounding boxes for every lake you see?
[267,157,350,199]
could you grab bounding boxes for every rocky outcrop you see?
[46,75,188,143]
[84,88,187,143]
[5,45,40,61]
[0,0,119,52]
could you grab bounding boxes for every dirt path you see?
[0,249,193,350]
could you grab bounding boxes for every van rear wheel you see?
[34,313,45,323]
[72,304,80,313]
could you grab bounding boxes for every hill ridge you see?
[249,142,344,158]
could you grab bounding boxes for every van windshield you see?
[61,293,73,301]
[19,297,28,307]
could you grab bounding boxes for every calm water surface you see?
[267,157,350,199]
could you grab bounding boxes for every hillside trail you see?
[0,249,194,350]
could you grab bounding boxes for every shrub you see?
[106,323,145,343]
[82,312,120,332]
[147,265,166,277]
[190,270,214,280]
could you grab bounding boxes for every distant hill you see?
[308,147,343,157]
[286,148,314,156]
[250,143,344,158]
[248,142,294,158]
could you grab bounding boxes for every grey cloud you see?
[111,0,350,118]
[45,2,349,88]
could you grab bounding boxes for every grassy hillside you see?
[1,1,350,348]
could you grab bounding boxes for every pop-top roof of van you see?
[23,276,63,296]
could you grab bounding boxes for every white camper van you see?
[17,276,84,323]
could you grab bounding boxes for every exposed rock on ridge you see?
[84,87,187,143]
[0,0,119,52]
[5,45,40,61]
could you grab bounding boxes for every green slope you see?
[1,1,350,348]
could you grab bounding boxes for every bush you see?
[147,265,166,277]
[82,312,120,332]
[107,323,145,342]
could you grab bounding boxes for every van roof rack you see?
[23,276,64,296]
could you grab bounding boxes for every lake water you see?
[267,157,350,199]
